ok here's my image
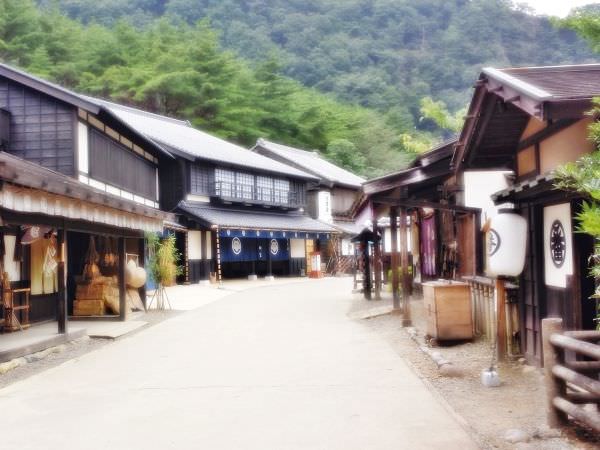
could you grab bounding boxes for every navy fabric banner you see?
[220,237,290,262]
[220,237,257,262]
[268,238,289,261]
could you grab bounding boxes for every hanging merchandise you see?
[42,238,58,277]
[487,211,527,277]
[83,236,100,280]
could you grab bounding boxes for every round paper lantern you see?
[487,212,527,277]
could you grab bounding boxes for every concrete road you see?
[0,278,478,450]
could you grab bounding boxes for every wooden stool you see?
[2,287,31,332]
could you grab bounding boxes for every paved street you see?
[0,278,477,450]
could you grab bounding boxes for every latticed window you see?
[236,172,254,200]
[256,176,273,202]
[215,168,234,197]
[273,178,290,205]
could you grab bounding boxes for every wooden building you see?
[453,64,600,365]
[251,139,365,274]
[94,103,337,282]
[0,63,170,353]
[359,139,480,305]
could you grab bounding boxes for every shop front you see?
[0,153,168,353]
[176,203,336,281]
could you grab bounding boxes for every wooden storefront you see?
[453,65,600,364]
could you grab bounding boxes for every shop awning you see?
[177,202,337,239]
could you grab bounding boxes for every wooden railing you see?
[542,318,600,433]
[463,276,520,357]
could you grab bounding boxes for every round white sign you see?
[232,237,242,255]
[270,239,279,255]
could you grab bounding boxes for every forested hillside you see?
[43,0,595,117]
[1,0,597,177]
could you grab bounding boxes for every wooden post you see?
[139,236,147,311]
[57,228,67,334]
[496,277,507,359]
[542,317,568,428]
[372,217,382,300]
[399,206,411,326]
[362,240,372,300]
[184,231,190,284]
[390,207,400,310]
[118,236,127,321]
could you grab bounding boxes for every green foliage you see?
[419,97,466,134]
[145,233,182,286]
[45,0,595,120]
[2,1,426,177]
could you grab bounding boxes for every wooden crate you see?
[74,299,105,316]
[423,281,473,341]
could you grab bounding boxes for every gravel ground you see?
[349,291,600,450]
[0,309,181,389]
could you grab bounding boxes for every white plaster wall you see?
[463,170,513,222]
[188,230,202,260]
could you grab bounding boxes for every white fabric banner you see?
[544,203,573,288]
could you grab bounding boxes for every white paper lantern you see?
[487,212,527,277]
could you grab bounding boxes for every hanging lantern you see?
[487,211,527,277]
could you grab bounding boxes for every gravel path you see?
[350,291,599,449]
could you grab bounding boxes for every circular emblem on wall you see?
[550,220,566,268]
[270,239,279,255]
[232,237,242,255]
[488,229,501,256]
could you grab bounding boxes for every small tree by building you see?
[145,232,182,309]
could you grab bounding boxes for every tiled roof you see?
[253,139,365,188]
[92,100,317,180]
[178,201,336,233]
[484,64,600,101]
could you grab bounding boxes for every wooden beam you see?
[118,236,127,321]
[374,198,480,215]
[390,207,400,310]
[517,118,577,151]
[496,278,507,359]
[399,206,411,326]
[372,215,382,300]
[57,227,67,334]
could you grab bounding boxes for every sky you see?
[520,0,598,17]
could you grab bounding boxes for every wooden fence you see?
[542,318,600,433]
[464,276,520,357]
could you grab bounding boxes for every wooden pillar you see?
[372,216,382,300]
[184,231,190,284]
[390,207,400,310]
[399,206,411,326]
[362,240,372,300]
[57,228,67,334]
[118,236,127,321]
[139,236,147,310]
[214,228,222,284]
[496,277,507,360]
[542,318,567,428]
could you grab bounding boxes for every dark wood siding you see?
[159,158,186,211]
[0,77,75,175]
[89,128,157,200]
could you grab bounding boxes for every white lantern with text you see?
[487,212,527,277]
